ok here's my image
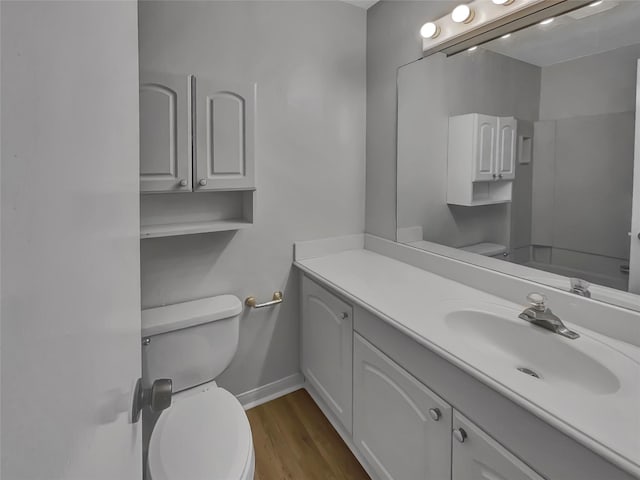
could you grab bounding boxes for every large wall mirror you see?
[397,0,640,310]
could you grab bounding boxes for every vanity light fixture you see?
[540,17,555,25]
[420,22,441,39]
[492,0,515,5]
[451,4,475,24]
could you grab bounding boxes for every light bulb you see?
[492,0,515,5]
[540,17,554,25]
[501,33,511,39]
[451,4,474,23]
[468,46,478,52]
[589,0,603,6]
[420,22,440,39]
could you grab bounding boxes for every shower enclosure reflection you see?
[396,1,640,304]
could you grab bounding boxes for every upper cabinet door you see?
[301,276,353,433]
[139,72,192,193]
[496,117,517,180]
[194,77,256,191]
[353,334,452,480]
[472,114,498,182]
[452,411,544,480]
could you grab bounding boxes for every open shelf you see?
[141,219,252,239]
[140,190,254,239]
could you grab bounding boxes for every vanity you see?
[294,236,640,480]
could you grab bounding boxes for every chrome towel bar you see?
[245,291,283,309]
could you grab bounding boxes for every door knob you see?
[199,179,207,187]
[428,408,441,421]
[179,179,188,187]
[453,428,467,443]
[130,378,173,423]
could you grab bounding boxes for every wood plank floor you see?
[246,389,370,480]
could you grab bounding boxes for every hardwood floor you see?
[246,389,370,480]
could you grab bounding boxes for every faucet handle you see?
[526,293,547,311]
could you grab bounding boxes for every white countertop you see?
[295,248,640,478]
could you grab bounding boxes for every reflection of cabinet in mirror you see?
[447,113,517,206]
[139,72,256,238]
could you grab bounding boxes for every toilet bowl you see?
[142,295,254,480]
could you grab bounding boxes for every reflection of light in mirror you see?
[420,22,440,39]
[589,1,603,6]
[492,0,515,4]
[452,4,474,24]
[468,45,478,51]
[539,17,554,25]
[501,33,511,39]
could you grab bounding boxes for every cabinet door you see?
[472,114,498,182]
[353,334,452,480]
[139,72,192,193]
[496,117,517,180]
[453,411,544,480]
[301,276,353,432]
[194,77,255,191]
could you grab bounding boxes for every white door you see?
[452,411,544,480]
[496,117,517,180]
[301,276,353,432]
[629,60,640,293]
[140,72,192,193]
[353,334,452,480]
[194,77,256,191]
[472,114,498,182]
[1,2,143,479]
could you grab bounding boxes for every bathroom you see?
[1,0,639,479]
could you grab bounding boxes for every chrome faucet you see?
[518,293,580,339]
[569,278,591,298]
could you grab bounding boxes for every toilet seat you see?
[148,385,254,480]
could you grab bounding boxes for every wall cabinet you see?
[447,113,517,206]
[139,72,256,237]
[139,73,192,193]
[301,276,353,433]
[452,411,544,480]
[353,334,452,480]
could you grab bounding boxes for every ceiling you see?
[482,1,640,67]
[341,0,379,9]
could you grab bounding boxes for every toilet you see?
[142,295,255,480]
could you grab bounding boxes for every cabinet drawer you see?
[353,333,452,480]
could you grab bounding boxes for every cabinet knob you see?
[492,174,497,179]
[179,179,188,187]
[498,173,503,179]
[340,312,349,319]
[453,428,467,443]
[428,408,441,421]
[199,179,207,187]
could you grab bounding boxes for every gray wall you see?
[366,0,457,240]
[532,43,639,286]
[138,1,366,395]
[397,49,541,249]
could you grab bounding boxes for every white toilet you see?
[142,295,255,480]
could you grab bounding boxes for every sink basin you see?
[444,309,621,395]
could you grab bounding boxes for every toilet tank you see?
[141,295,243,393]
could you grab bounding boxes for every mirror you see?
[397,1,640,310]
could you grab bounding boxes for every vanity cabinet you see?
[301,276,353,433]
[447,113,516,206]
[452,411,544,480]
[353,334,452,480]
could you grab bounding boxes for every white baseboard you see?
[237,372,304,410]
